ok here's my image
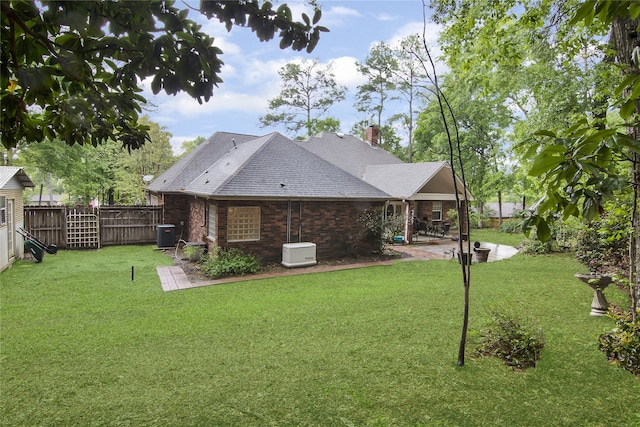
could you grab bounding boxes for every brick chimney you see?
[364,125,379,146]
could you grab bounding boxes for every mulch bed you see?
[165,247,407,283]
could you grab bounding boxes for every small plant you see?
[519,237,558,254]
[356,208,401,253]
[499,217,523,234]
[201,247,261,279]
[447,208,490,230]
[476,304,545,370]
[598,308,640,376]
[183,245,196,258]
[575,205,630,275]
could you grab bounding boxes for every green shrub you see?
[519,217,580,254]
[447,208,490,229]
[477,304,545,370]
[202,247,261,279]
[598,309,640,376]
[355,208,404,253]
[499,217,523,234]
[575,200,631,274]
[520,237,558,254]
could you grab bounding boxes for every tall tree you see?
[116,116,175,204]
[1,0,327,150]
[430,0,610,168]
[430,0,640,311]
[354,42,396,144]
[350,120,404,159]
[525,3,640,315]
[19,117,175,205]
[389,34,429,163]
[180,136,206,156]
[259,59,346,138]
[414,73,511,219]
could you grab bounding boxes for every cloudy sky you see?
[142,1,443,154]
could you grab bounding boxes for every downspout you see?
[199,197,206,227]
[298,201,303,242]
[286,200,291,243]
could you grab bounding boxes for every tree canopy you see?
[1,0,327,151]
[19,115,175,205]
[259,58,346,138]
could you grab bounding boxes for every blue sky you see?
[142,1,443,154]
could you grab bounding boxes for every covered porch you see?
[367,162,473,244]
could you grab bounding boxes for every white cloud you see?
[388,21,441,47]
[376,13,396,22]
[322,5,362,27]
[152,90,269,120]
[329,56,366,88]
[168,135,196,155]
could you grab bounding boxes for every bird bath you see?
[575,273,612,316]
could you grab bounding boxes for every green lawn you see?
[1,244,638,426]
[467,227,526,247]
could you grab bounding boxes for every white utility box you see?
[281,242,317,268]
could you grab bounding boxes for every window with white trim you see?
[432,201,443,221]
[227,206,260,242]
[385,201,403,219]
[208,204,217,241]
[0,196,6,225]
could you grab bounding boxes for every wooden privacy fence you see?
[23,206,163,249]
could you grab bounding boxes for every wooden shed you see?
[0,166,35,271]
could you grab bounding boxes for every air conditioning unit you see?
[282,242,317,268]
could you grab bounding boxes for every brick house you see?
[146,129,471,263]
[0,166,35,271]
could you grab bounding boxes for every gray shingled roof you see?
[183,133,391,199]
[0,166,35,189]
[146,132,257,193]
[147,130,471,201]
[296,132,404,178]
[363,162,473,200]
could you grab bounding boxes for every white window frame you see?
[432,201,443,222]
[385,201,403,219]
[208,204,217,241]
[227,206,260,242]
[0,196,6,225]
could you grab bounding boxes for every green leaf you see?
[533,129,557,138]
[569,1,596,26]
[175,31,195,44]
[614,73,637,96]
[619,98,637,119]
[277,4,292,21]
[535,218,551,242]
[312,8,322,25]
[528,147,564,177]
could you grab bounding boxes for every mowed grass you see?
[1,243,639,426]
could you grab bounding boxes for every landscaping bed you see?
[168,246,406,282]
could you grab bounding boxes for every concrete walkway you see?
[157,239,518,292]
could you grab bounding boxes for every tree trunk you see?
[498,191,503,227]
[611,15,640,316]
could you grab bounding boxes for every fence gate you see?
[66,207,100,249]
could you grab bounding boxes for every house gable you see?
[0,166,35,190]
[362,162,473,201]
[296,132,404,179]
[146,131,258,193]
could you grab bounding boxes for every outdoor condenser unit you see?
[281,242,317,268]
